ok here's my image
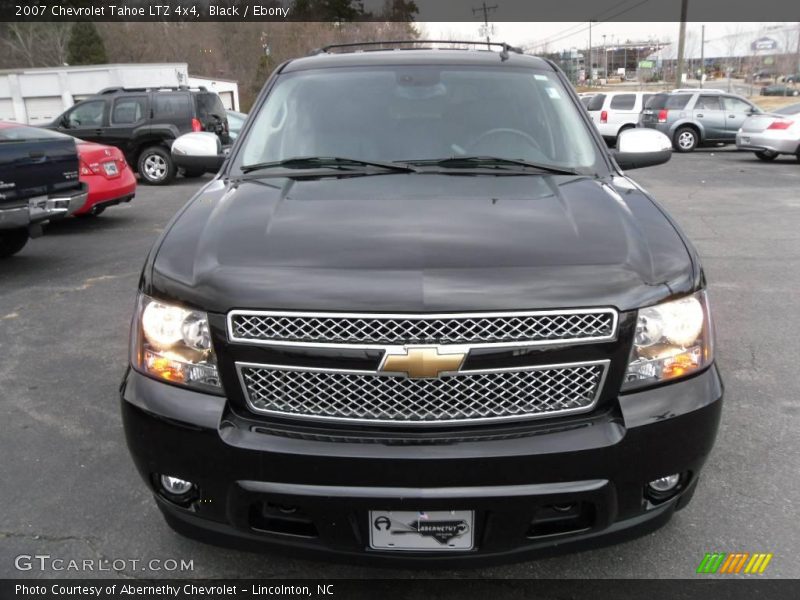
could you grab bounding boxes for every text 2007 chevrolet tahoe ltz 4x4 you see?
[121,43,723,566]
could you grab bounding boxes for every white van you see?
[586,91,654,142]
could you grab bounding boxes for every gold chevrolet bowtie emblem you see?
[380,347,466,379]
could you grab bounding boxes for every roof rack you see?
[671,88,725,93]
[310,40,524,61]
[98,85,208,94]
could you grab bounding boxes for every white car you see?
[586,91,654,143]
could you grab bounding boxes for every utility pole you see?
[624,42,627,78]
[603,34,607,80]
[472,2,498,47]
[796,21,800,73]
[675,0,688,86]
[699,24,705,88]
[589,19,597,87]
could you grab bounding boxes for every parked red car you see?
[74,140,136,216]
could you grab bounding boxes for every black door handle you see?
[697,113,704,118]
[28,151,44,159]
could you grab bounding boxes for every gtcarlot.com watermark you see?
[14,554,194,573]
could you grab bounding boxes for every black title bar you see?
[2,0,799,22]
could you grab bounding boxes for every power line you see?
[533,0,639,47]
[530,0,656,51]
[472,2,498,46]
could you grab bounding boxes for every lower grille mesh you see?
[239,363,606,425]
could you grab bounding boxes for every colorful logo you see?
[696,552,773,574]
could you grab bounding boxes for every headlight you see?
[131,294,221,393]
[622,290,714,390]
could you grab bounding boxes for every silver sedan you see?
[736,102,800,161]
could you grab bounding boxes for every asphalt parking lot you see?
[1,148,799,580]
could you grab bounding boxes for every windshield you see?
[234,66,603,174]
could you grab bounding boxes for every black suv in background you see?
[45,87,229,185]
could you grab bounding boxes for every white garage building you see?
[0,62,240,125]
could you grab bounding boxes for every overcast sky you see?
[419,22,794,52]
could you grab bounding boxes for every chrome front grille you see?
[228,309,617,347]
[237,361,608,426]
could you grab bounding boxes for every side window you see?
[723,97,754,113]
[152,93,192,120]
[696,95,721,110]
[65,100,106,128]
[111,96,147,125]
[609,94,635,110]
[665,95,691,109]
[586,94,606,111]
[641,94,653,108]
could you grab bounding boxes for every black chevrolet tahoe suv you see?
[0,122,87,257]
[121,42,723,566]
[46,86,229,185]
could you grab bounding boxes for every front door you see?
[58,100,108,143]
[723,96,758,140]
[692,95,726,140]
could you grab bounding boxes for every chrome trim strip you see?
[235,359,610,427]
[226,308,619,350]
[238,479,609,498]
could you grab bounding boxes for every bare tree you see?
[0,23,72,68]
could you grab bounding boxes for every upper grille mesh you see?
[239,363,605,425]
[229,310,616,345]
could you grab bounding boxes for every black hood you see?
[148,173,696,313]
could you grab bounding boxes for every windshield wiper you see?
[407,156,579,175]
[240,156,419,175]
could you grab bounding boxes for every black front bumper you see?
[121,365,723,566]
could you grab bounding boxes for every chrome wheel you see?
[143,154,167,181]
[678,131,696,150]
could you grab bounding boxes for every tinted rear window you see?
[194,93,226,120]
[665,94,692,109]
[609,94,636,110]
[645,94,668,109]
[586,94,606,111]
[152,93,191,120]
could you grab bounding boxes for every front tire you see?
[755,150,778,161]
[0,228,29,258]
[673,127,698,152]
[138,146,176,186]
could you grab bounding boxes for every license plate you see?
[28,195,48,219]
[369,510,474,551]
[103,162,118,176]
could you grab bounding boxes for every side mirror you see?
[171,132,225,174]
[612,128,672,170]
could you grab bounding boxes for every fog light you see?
[160,475,194,496]
[648,474,680,493]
